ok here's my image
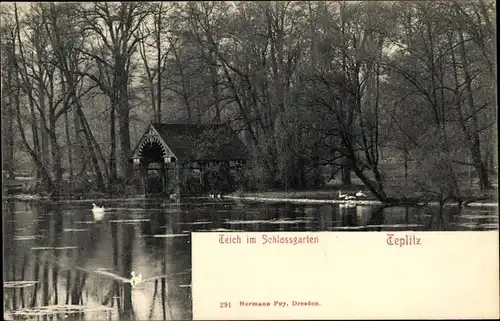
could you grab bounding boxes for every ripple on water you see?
[151,234,190,238]
[176,221,212,225]
[104,207,159,211]
[14,235,42,241]
[3,281,38,289]
[209,228,246,232]
[11,305,114,318]
[456,223,479,229]
[225,219,310,225]
[329,226,367,230]
[480,223,499,229]
[31,246,78,251]
[109,219,150,223]
[75,221,96,224]
[459,215,498,220]
[365,224,422,228]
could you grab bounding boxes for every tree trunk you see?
[73,97,85,173]
[49,111,62,196]
[209,47,221,123]
[156,5,162,123]
[2,67,15,178]
[353,168,388,202]
[117,71,132,181]
[81,105,109,183]
[404,150,408,185]
[73,95,105,191]
[109,98,118,185]
[24,77,41,180]
[38,73,51,169]
[341,157,351,185]
[63,86,73,182]
[14,86,53,192]
[13,5,41,179]
[458,30,491,189]
[6,95,15,178]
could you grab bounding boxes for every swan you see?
[93,269,143,288]
[339,191,356,200]
[356,191,368,198]
[93,211,105,221]
[92,203,105,212]
[130,271,143,288]
[209,194,215,199]
[92,204,105,221]
[216,193,222,199]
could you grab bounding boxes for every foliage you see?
[1,1,496,201]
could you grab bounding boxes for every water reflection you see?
[3,199,498,320]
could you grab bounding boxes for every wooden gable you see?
[131,124,177,161]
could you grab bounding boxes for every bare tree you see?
[78,2,151,182]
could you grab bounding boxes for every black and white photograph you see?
[1,1,498,320]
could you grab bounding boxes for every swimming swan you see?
[356,191,368,198]
[92,203,105,212]
[130,271,143,288]
[339,191,356,200]
[92,203,105,221]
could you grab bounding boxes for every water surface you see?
[3,198,498,320]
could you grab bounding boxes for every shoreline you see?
[223,195,498,208]
[4,192,498,208]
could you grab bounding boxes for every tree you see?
[77,2,151,182]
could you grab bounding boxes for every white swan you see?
[339,190,357,201]
[92,203,105,221]
[93,270,143,288]
[209,194,215,199]
[130,271,143,288]
[92,203,105,212]
[356,191,368,198]
[216,193,222,199]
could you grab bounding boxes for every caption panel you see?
[192,232,499,320]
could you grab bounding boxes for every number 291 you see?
[220,302,231,308]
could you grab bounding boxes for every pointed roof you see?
[150,123,249,161]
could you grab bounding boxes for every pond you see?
[3,198,498,320]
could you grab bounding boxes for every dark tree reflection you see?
[121,223,135,320]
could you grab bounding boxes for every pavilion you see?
[130,123,248,196]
